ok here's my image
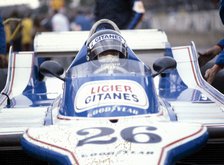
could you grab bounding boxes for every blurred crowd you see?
[0,0,220,53]
[0,0,221,54]
[1,3,94,53]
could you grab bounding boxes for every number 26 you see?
[76,126,161,146]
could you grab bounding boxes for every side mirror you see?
[152,56,177,77]
[39,60,65,81]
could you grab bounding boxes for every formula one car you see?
[0,19,224,164]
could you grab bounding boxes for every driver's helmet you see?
[87,29,127,62]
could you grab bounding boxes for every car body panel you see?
[22,117,207,165]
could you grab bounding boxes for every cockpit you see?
[68,59,151,78]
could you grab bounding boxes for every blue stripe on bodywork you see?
[164,130,208,164]
[21,137,73,165]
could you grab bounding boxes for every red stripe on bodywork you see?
[26,130,79,165]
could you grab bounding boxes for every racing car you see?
[0,19,224,164]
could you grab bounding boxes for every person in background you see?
[198,0,224,84]
[70,7,93,31]
[51,8,71,68]
[198,40,224,84]
[8,11,22,52]
[0,16,7,68]
[94,0,145,29]
[219,0,224,25]
[0,16,8,92]
[51,9,70,31]
[21,12,34,51]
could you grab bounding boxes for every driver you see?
[98,50,120,63]
[87,30,128,73]
[87,30,127,62]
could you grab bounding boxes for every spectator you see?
[94,0,145,29]
[0,16,6,55]
[0,16,8,92]
[51,9,70,31]
[40,10,54,32]
[0,16,7,68]
[21,12,34,51]
[8,11,22,52]
[70,7,93,31]
[198,0,224,84]
[51,8,71,68]
[198,42,224,84]
[219,0,224,24]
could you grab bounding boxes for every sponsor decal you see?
[88,106,140,117]
[89,33,126,49]
[74,80,149,112]
[81,150,154,158]
[192,91,213,103]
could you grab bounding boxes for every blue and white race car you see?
[0,19,224,164]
